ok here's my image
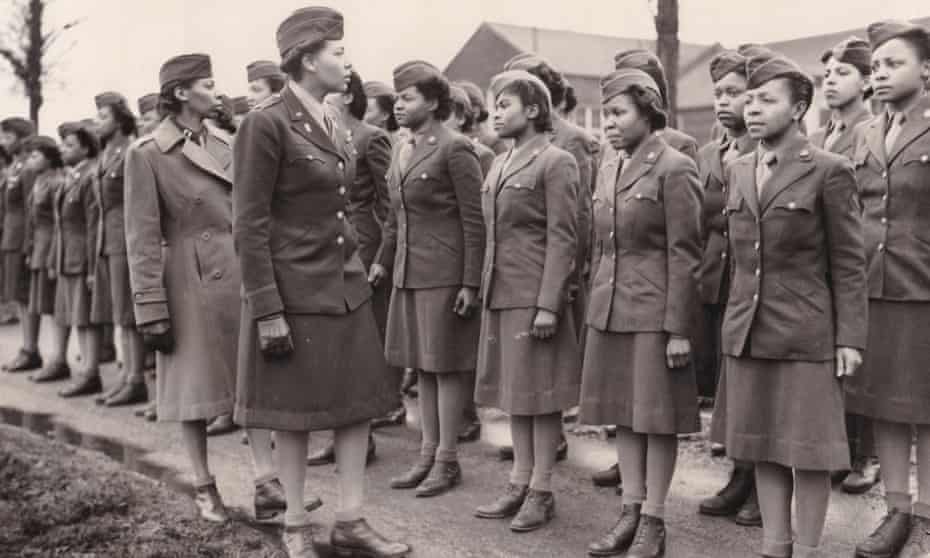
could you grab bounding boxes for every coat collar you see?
[818,105,872,154]
[281,85,342,159]
[757,133,816,213]
[616,132,665,193]
[708,130,754,185]
[100,134,130,174]
[401,120,444,181]
[885,93,930,165]
[498,134,550,188]
[152,118,231,184]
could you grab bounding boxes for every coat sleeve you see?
[663,158,704,338]
[124,143,170,325]
[84,174,99,277]
[537,151,579,313]
[374,154,398,271]
[822,159,868,350]
[232,111,284,320]
[46,178,60,272]
[563,136,595,279]
[367,129,393,228]
[448,137,486,288]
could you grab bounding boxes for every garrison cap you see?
[746,54,813,100]
[159,53,212,88]
[488,70,552,107]
[613,48,670,105]
[137,93,159,115]
[737,43,777,60]
[601,68,662,104]
[94,91,127,110]
[867,20,930,54]
[57,121,82,140]
[503,52,550,72]
[363,81,395,98]
[0,116,35,138]
[247,60,283,82]
[393,60,443,93]
[449,85,472,111]
[231,96,251,115]
[821,36,872,75]
[709,50,748,82]
[26,135,58,152]
[455,81,487,113]
[276,6,343,60]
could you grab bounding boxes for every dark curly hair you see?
[158,78,195,116]
[280,40,327,81]
[449,94,476,134]
[31,143,63,170]
[374,95,399,132]
[625,84,668,131]
[783,74,815,120]
[264,74,287,94]
[345,71,368,121]
[67,127,100,160]
[563,84,578,114]
[498,79,554,134]
[524,63,567,108]
[415,75,453,122]
[0,146,10,167]
[100,101,137,144]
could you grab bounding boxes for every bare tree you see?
[0,0,80,127]
[651,0,679,127]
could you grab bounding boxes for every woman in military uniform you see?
[846,21,930,557]
[473,69,580,533]
[363,81,399,134]
[580,69,702,558]
[0,117,41,372]
[138,93,162,136]
[234,8,409,557]
[370,60,484,500]
[245,60,286,110]
[723,54,866,558]
[454,80,509,155]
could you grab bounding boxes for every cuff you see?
[133,289,170,325]
[246,283,284,320]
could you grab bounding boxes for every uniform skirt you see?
[89,255,113,325]
[475,307,581,415]
[27,269,55,316]
[845,300,930,425]
[53,273,90,327]
[235,300,399,432]
[2,251,27,304]
[724,356,849,471]
[107,253,135,326]
[385,286,480,373]
[579,329,699,435]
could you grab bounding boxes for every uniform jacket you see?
[2,155,35,253]
[476,128,509,156]
[480,135,579,313]
[723,134,867,361]
[96,136,130,255]
[552,116,598,279]
[345,117,392,268]
[233,86,369,319]
[588,133,703,338]
[696,132,757,304]
[27,169,63,271]
[474,139,496,177]
[376,120,485,289]
[809,106,872,160]
[603,126,699,165]
[54,158,98,275]
[853,94,930,301]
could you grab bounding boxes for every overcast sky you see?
[1,0,928,135]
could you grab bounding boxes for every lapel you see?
[497,134,549,191]
[708,136,728,186]
[596,149,623,202]
[887,95,930,165]
[402,121,442,182]
[153,118,230,184]
[733,154,761,219]
[864,114,888,167]
[616,133,665,194]
[100,136,129,177]
[281,86,342,160]
[759,135,816,213]
[829,106,872,156]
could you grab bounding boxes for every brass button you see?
[338,162,345,170]
[723,231,729,238]
[755,268,761,276]
[881,217,888,224]
[752,293,759,301]
[336,236,344,245]
[212,271,222,279]
[787,201,797,210]
[754,241,760,251]
[882,194,888,202]
[721,252,727,260]
[201,231,211,240]
[878,243,885,252]
[609,231,614,239]
[420,173,428,180]
[338,186,346,196]
[635,193,643,200]
[337,210,345,219]
[882,171,887,179]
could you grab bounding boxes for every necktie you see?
[756,151,776,197]
[823,120,845,151]
[721,140,741,166]
[399,137,416,174]
[323,113,336,143]
[885,113,905,154]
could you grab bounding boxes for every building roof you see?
[483,22,717,80]
[766,16,930,79]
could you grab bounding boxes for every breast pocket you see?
[619,180,661,237]
[770,192,818,246]
[502,172,537,192]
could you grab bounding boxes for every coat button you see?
[609,231,614,239]
[881,217,888,224]
[338,162,344,170]
[721,208,727,216]
[421,173,428,180]
[882,171,887,179]
[754,241,760,251]
[635,193,643,200]
[755,268,761,276]
[337,210,345,219]
[721,252,727,260]
[787,201,797,210]
[338,186,346,195]
[213,271,222,279]
[723,231,729,238]
[336,236,344,245]
[882,194,888,202]
[609,277,615,284]
[753,293,759,301]
[878,243,885,251]
[201,231,211,240]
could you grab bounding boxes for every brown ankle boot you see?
[626,514,666,558]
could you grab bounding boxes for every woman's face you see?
[95,105,118,140]
[364,97,390,128]
[713,72,749,131]
[139,110,161,135]
[602,92,652,152]
[393,85,435,130]
[823,58,868,109]
[744,78,803,141]
[247,78,273,109]
[60,134,87,166]
[25,149,49,172]
[871,38,930,105]
[0,131,16,151]
[492,92,536,140]
[306,40,350,94]
[179,78,221,118]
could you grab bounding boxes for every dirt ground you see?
[0,424,284,558]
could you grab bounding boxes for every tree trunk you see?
[26,0,44,127]
[654,0,680,128]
